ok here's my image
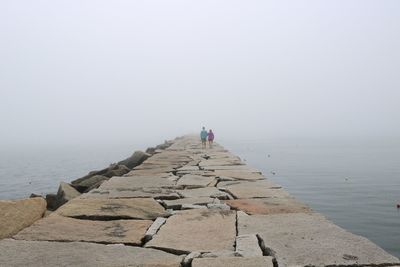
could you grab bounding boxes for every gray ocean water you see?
[0,137,399,257]
[222,137,400,258]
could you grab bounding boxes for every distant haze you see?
[1,1,399,148]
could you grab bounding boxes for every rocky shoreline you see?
[0,135,399,266]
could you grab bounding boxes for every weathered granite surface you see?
[176,165,199,171]
[219,180,289,199]
[176,187,231,199]
[81,187,180,199]
[146,209,236,254]
[198,159,244,167]
[55,198,168,220]
[176,174,216,188]
[235,234,263,257]
[125,167,175,176]
[192,256,275,267]
[0,239,183,267]
[238,212,400,266]
[99,175,179,190]
[225,197,312,215]
[202,165,260,172]
[163,197,216,209]
[0,197,46,239]
[14,214,152,245]
[214,170,265,180]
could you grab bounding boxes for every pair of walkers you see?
[200,127,214,149]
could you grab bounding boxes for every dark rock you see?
[45,194,58,211]
[56,182,81,207]
[84,178,108,192]
[30,193,42,198]
[118,151,151,169]
[71,167,110,186]
[146,141,173,154]
[71,165,130,193]
[72,175,108,193]
[155,140,173,150]
[46,183,81,211]
[146,147,156,154]
[103,165,130,177]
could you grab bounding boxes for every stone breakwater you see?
[0,135,399,267]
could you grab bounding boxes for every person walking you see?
[208,129,214,148]
[200,127,208,149]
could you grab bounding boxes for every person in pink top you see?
[208,129,214,148]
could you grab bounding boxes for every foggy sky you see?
[1,0,399,147]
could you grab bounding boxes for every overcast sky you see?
[1,0,399,147]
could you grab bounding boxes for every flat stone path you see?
[224,197,312,215]
[0,135,399,266]
[14,214,152,245]
[238,212,400,266]
[146,209,236,254]
[55,197,168,220]
[0,239,183,267]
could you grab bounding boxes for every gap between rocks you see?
[11,238,144,248]
[256,234,279,267]
[218,188,237,199]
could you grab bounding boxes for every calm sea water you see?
[0,142,148,200]
[0,137,399,257]
[222,137,400,258]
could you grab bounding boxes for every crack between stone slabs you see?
[69,215,169,221]
[234,211,238,251]
[217,188,237,199]
[145,245,190,256]
[213,178,221,188]
[181,252,203,267]
[12,238,144,247]
[256,234,279,267]
[154,194,182,201]
[141,218,167,246]
[174,174,185,185]
[182,185,206,190]
[180,256,188,267]
[201,155,210,160]
[158,200,169,209]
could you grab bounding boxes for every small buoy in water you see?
[267,154,271,158]
[397,204,400,209]
[271,171,276,175]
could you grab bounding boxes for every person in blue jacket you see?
[200,127,208,149]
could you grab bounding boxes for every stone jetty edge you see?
[0,134,399,267]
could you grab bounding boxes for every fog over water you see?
[0,0,400,257]
[1,1,400,147]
